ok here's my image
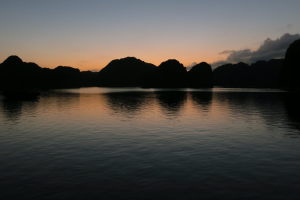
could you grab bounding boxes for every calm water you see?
[0,87,300,199]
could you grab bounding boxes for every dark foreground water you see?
[0,87,300,200]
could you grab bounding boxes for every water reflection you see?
[49,92,80,110]
[0,96,39,121]
[103,92,151,116]
[284,93,300,131]
[0,88,300,134]
[156,91,187,117]
[1,88,300,199]
[190,91,212,111]
[213,92,300,134]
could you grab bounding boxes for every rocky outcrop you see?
[188,62,213,88]
[155,59,187,88]
[282,39,300,89]
[99,57,157,87]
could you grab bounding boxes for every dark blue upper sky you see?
[0,0,299,70]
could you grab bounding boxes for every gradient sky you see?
[1,0,300,71]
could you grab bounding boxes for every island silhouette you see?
[0,39,299,97]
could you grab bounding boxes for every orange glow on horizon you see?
[0,51,226,71]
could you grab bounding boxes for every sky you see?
[0,0,300,71]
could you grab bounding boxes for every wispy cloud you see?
[212,33,300,67]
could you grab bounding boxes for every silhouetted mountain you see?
[1,42,299,92]
[251,59,283,88]
[97,58,190,88]
[0,55,43,90]
[213,60,283,88]
[188,62,213,88]
[282,39,300,90]
[99,57,157,87]
[2,55,24,65]
[0,56,99,92]
[213,62,251,87]
[154,59,187,88]
[81,71,100,87]
[51,66,81,88]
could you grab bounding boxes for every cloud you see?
[212,33,300,67]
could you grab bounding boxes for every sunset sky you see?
[1,0,300,71]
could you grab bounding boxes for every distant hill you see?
[251,59,283,88]
[0,56,98,90]
[157,59,187,88]
[213,62,252,87]
[99,57,157,87]
[188,62,213,88]
[0,55,43,90]
[213,60,284,88]
[282,39,300,89]
[0,38,299,91]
